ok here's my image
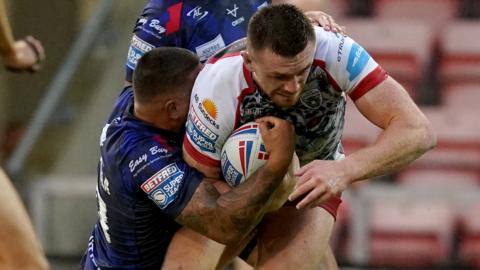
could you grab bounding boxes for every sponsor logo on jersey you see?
[187,5,209,21]
[144,164,185,209]
[162,173,183,197]
[141,163,180,193]
[258,2,269,10]
[201,99,218,120]
[227,4,239,17]
[195,34,226,62]
[238,140,254,177]
[337,35,346,62]
[148,19,166,35]
[347,43,371,81]
[152,189,167,205]
[221,152,243,186]
[226,4,245,27]
[131,35,154,53]
[127,35,154,70]
[232,17,245,27]
[137,17,148,26]
[186,109,219,153]
[197,98,220,129]
[129,153,148,173]
[149,145,168,155]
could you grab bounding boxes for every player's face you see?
[247,42,315,108]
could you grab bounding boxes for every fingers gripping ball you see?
[221,122,269,187]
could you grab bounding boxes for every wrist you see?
[265,152,293,176]
[336,158,358,186]
[263,160,289,180]
[0,46,14,58]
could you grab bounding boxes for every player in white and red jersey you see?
[184,4,436,269]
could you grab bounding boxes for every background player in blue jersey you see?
[124,0,342,83]
[80,47,297,270]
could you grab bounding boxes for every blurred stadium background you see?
[0,0,479,269]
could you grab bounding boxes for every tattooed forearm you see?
[181,213,209,236]
[176,166,286,245]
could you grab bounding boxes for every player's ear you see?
[241,50,253,71]
[164,99,179,118]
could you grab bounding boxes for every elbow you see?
[220,234,243,246]
[38,259,50,270]
[30,255,50,270]
[417,120,437,153]
[205,218,250,246]
[15,256,50,270]
[210,229,246,246]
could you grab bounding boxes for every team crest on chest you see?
[300,88,322,109]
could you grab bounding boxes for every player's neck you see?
[134,102,163,127]
[134,102,184,133]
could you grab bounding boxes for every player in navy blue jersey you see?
[124,0,342,83]
[80,47,297,270]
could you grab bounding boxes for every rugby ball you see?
[221,122,269,187]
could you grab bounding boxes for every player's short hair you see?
[133,47,200,103]
[247,4,315,58]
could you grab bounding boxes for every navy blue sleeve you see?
[125,0,184,82]
[125,137,203,218]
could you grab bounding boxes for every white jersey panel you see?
[185,55,249,165]
[313,26,382,95]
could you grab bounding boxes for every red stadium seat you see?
[397,169,480,187]
[410,107,480,172]
[325,0,348,19]
[439,21,480,88]
[280,0,348,18]
[343,19,435,100]
[374,0,460,26]
[459,202,480,268]
[369,199,456,267]
[442,83,480,108]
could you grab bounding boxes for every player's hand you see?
[304,11,346,34]
[288,159,349,209]
[2,36,45,72]
[256,116,295,168]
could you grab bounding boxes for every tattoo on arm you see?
[176,167,284,244]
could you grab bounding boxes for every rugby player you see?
[122,1,343,268]
[0,1,48,269]
[80,47,296,270]
[0,0,44,72]
[183,4,436,269]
